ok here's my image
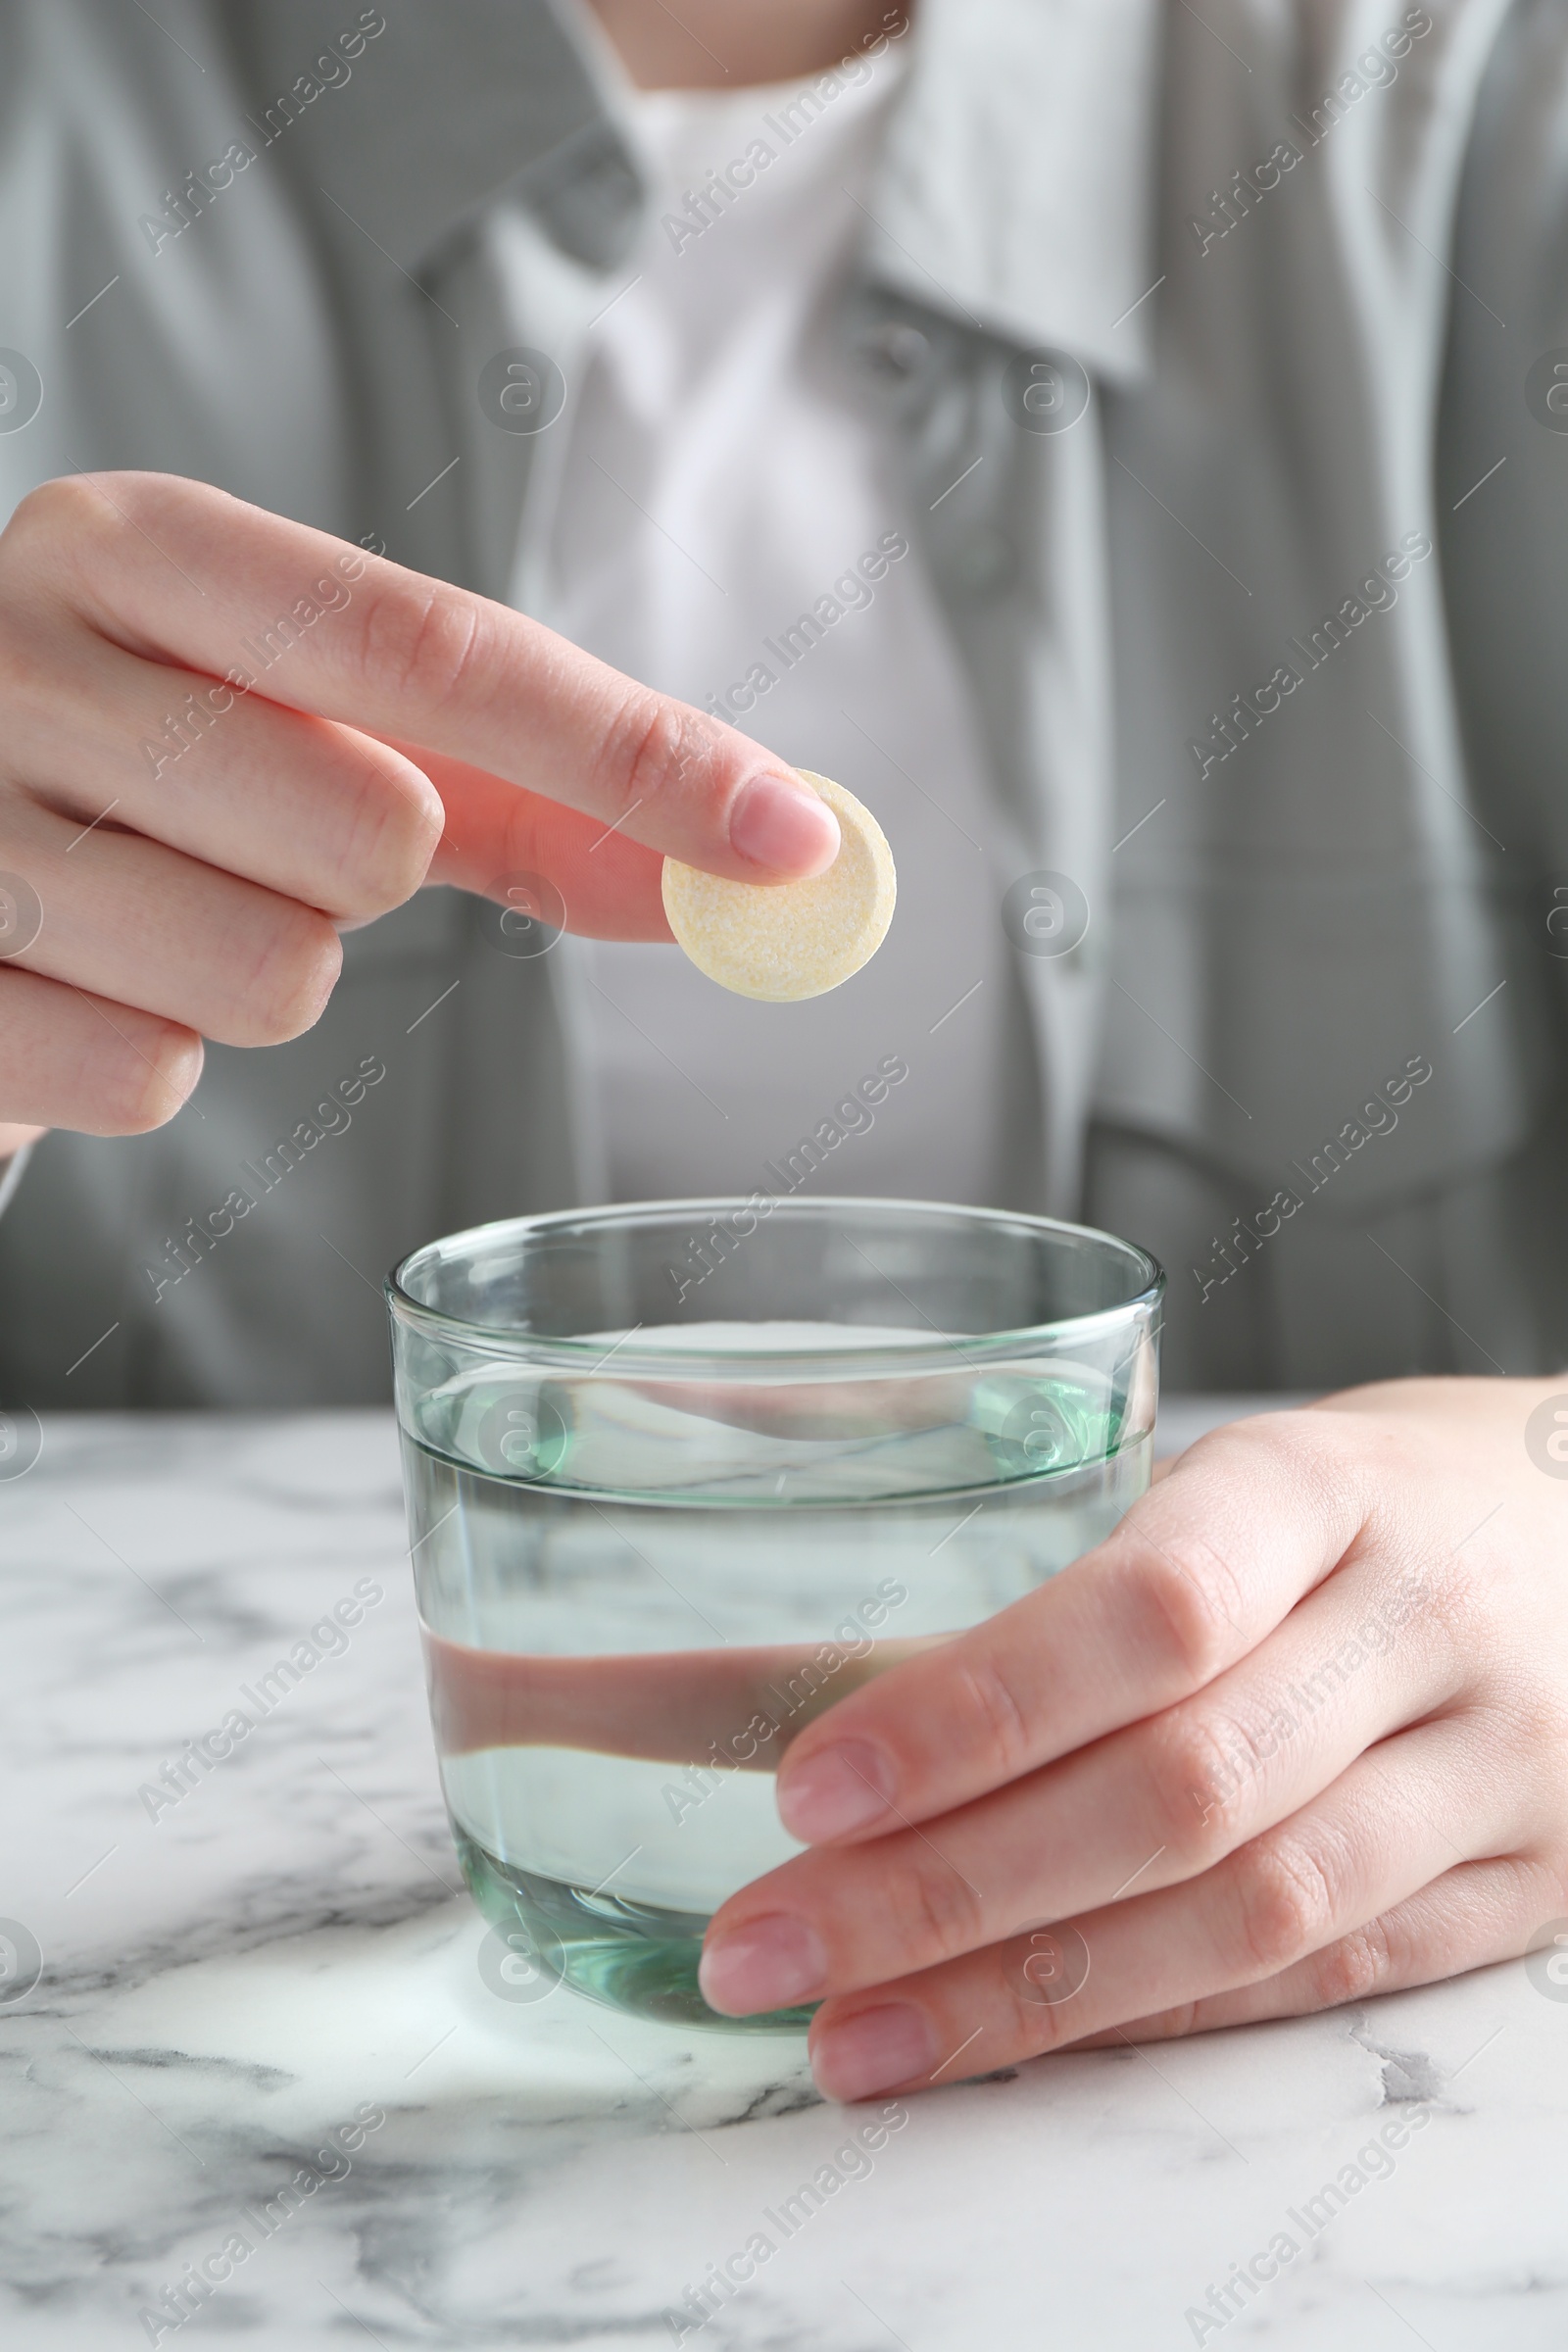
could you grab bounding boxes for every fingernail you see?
[699,1914,827,2015]
[778,1740,896,1842]
[729,772,841,875]
[811,2004,934,2103]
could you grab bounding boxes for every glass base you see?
[458,1829,816,2034]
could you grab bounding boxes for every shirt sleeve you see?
[1439,0,1568,901]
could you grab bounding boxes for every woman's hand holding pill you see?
[662,772,894,1001]
[0,471,840,1147]
[700,1379,1568,2099]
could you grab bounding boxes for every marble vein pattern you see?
[0,1406,1564,2348]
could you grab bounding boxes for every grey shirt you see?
[1,0,1565,1404]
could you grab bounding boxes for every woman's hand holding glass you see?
[700,1379,1568,2100]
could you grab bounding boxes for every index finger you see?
[773,1411,1374,1844]
[47,472,842,881]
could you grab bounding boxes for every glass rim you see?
[385,1196,1165,1376]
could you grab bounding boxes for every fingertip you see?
[164,1021,206,1101]
[401,756,448,878]
[808,2002,936,2104]
[226,906,342,1048]
[328,734,446,918]
[777,1739,896,1842]
[103,1018,204,1135]
[729,770,842,878]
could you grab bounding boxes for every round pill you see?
[662,771,896,1003]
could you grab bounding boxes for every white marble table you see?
[3,1402,1564,2350]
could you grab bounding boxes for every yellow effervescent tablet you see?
[662,772,896,1004]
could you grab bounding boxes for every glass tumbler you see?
[386,1198,1162,2031]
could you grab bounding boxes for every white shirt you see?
[545,53,1015,1208]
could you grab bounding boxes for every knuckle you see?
[1112,1534,1244,1690]
[1124,1997,1205,2042]
[5,474,100,554]
[1,476,107,595]
[4,472,203,617]
[899,1850,987,1965]
[1231,1836,1339,1979]
[949,1652,1036,1781]
[596,691,710,823]
[352,579,485,713]
[1303,1915,1399,2011]
[1147,1710,1259,1861]
[1001,1970,1083,2060]
[1205,1405,1345,1483]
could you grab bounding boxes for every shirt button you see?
[857,319,933,382]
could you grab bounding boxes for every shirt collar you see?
[237,1,642,274]
[866,0,1164,379]
[279,0,1161,370]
